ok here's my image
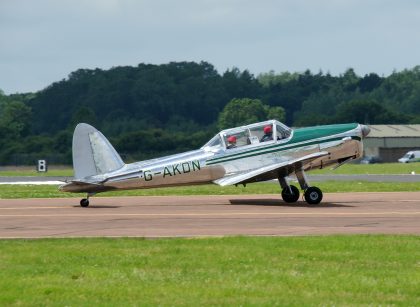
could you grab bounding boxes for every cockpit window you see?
[223,129,250,149]
[248,124,274,143]
[276,124,291,139]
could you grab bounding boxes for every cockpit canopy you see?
[202,120,292,152]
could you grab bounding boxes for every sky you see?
[1,0,420,94]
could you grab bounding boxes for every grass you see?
[0,181,420,199]
[312,162,420,175]
[1,162,420,177]
[0,236,418,306]
[0,168,73,177]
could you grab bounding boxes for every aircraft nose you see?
[360,125,371,138]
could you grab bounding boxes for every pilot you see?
[260,125,273,142]
[227,135,237,149]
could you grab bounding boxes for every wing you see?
[213,151,329,186]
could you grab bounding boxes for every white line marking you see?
[0,181,63,185]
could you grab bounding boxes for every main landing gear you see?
[80,193,95,207]
[278,169,323,205]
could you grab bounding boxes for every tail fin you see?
[72,123,124,179]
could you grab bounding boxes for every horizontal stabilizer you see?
[59,179,111,193]
[68,179,102,186]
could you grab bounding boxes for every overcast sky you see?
[1,0,420,94]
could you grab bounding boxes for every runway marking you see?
[0,181,63,185]
[0,212,418,218]
[0,207,65,210]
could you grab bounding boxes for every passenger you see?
[260,125,273,142]
[227,135,237,149]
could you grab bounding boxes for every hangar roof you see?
[367,125,420,138]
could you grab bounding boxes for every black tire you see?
[80,198,89,207]
[304,187,323,205]
[281,185,300,203]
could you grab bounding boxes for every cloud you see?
[1,0,420,93]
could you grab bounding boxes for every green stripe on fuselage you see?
[292,123,359,143]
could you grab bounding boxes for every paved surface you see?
[0,192,419,238]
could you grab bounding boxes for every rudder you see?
[72,123,124,179]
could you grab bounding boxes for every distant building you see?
[364,125,420,162]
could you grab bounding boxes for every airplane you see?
[59,120,370,207]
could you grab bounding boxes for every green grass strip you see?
[0,169,73,177]
[0,181,419,199]
[0,236,418,306]
[312,162,420,175]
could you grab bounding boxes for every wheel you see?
[304,187,323,205]
[281,185,300,203]
[80,198,89,207]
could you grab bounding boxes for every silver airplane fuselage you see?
[60,120,370,203]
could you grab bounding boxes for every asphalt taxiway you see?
[0,192,419,238]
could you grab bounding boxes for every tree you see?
[257,71,299,88]
[217,98,285,129]
[4,62,420,165]
[335,100,409,124]
[341,68,359,91]
[69,106,98,128]
[358,73,382,92]
[0,101,32,139]
[265,106,285,122]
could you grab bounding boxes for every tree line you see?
[1,61,420,165]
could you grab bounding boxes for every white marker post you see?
[37,159,48,173]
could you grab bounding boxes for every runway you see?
[0,192,419,238]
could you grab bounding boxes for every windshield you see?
[276,124,291,139]
[201,134,223,150]
[406,153,414,159]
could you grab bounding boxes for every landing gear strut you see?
[278,167,323,205]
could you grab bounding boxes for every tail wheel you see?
[281,185,300,203]
[304,187,323,205]
[80,198,90,207]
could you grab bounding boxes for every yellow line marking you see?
[0,212,419,217]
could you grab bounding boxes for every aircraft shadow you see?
[72,205,121,209]
[229,199,354,208]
